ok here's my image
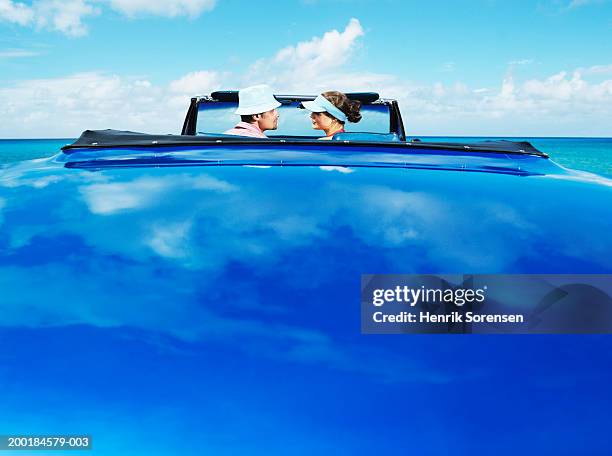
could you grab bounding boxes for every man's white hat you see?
[235,84,281,115]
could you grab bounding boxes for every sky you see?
[0,0,611,137]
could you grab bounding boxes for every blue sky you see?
[1,0,612,137]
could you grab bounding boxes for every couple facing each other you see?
[224,84,362,140]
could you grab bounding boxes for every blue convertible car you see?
[0,92,611,454]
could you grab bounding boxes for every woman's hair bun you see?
[345,99,362,123]
[322,91,362,123]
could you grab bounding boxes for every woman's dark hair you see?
[321,91,362,123]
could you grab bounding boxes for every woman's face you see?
[310,112,334,130]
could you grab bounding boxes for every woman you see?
[302,91,362,140]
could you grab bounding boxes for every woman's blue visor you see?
[302,94,347,122]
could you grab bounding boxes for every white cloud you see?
[0,0,98,36]
[146,220,193,258]
[0,65,232,136]
[108,0,216,17]
[168,70,223,95]
[0,0,216,36]
[0,49,39,58]
[319,166,354,174]
[79,174,235,214]
[40,0,98,36]
[0,0,33,25]
[80,177,167,214]
[0,72,168,136]
[387,68,612,135]
[567,0,603,8]
[273,17,363,70]
[0,71,229,137]
[578,63,612,75]
[245,18,365,91]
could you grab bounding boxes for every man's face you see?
[256,109,279,131]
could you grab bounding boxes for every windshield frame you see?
[181,93,407,141]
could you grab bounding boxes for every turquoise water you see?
[0,138,73,165]
[1,137,611,177]
[424,137,612,177]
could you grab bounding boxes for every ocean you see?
[1,137,611,177]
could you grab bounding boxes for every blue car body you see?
[1,101,612,454]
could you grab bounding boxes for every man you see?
[224,84,281,138]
